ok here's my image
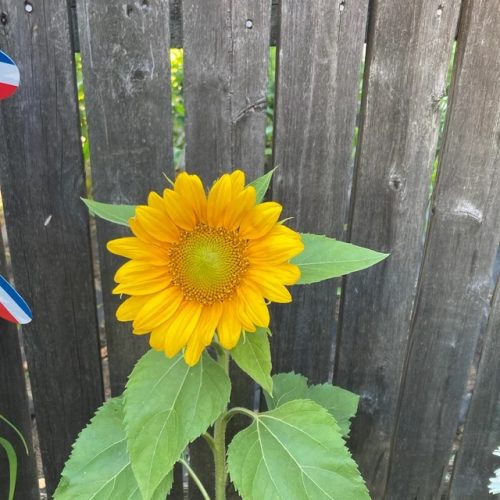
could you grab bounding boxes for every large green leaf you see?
[227,400,370,500]
[82,198,136,226]
[231,328,273,394]
[54,398,172,500]
[265,372,359,437]
[293,233,389,284]
[247,167,277,203]
[124,350,231,500]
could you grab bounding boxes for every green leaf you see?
[265,372,308,410]
[247,167,277,203]
[82,198,136,226]
[293,233,389,284]
[124,350,231,500]
[231,328,273,394]
[0,437,17,500]
[54,398,172,500]
[265,373,359,437]
[0,414,28,455]
[227,400,370,500]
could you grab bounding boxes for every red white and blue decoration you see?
[0,275,32,324]
[0,51,20,100]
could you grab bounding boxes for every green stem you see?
[180,458,211,500]
[214,349,230,500]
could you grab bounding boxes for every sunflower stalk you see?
[214,348,230,500]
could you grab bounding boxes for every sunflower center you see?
[168,223,249,305]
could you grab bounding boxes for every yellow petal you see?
[163,301,203,357]
[135,206,180,242]
[217,301,243,349]
[116,295,152,322]
[148,191,166,211]
[149,318,173,350]
[163,188,197,231]
[129,217,160,245]
[113,275,171,295]
[229,170,245,196]
[239,202,282,239]
[223,186,256,230]
[133,286,183,333]
[247,225,304,264]
[183,303,221,365]
[245,274,292,303]
[207,174,232,227]
[237,284,270,327]
[107,237,168,264]
[174,172,207,222]
[114,260,169,283]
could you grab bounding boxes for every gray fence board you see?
[76,0,173,396]
[384,1,500,496]
[449,280,500,499]
[333,1,460,497]
[182,1,271,497]
[0,245,39,499]
[271,0,369,383]
[0,0,104,494]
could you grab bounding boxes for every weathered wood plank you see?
[182,1,271,497]
[76,0,173,395]
[70,0,280,50]
[449,279,500,499]
[0,0,104,494]
[0,247,39,499]
[383,1,500,497]
[271,0,369,383]
[332,1,460,496]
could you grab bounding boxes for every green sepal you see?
[247,167,277,203]
[265,372,359,437]
[227,400,370,500]
[231,328,273,394]
[293,233,389,284]
[123,350,231,500]
[53,397,173,500]
[82,198,136,226]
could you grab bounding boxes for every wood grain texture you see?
[182,1,271,497]
[169,0,279,49]
[183,0,271,184]
[270,0,369,383]
[0,0,104,494]
[76,0,173,395]
[0,248,39,499]
[332,1,461,497]
[449,280,500,499]
[384,1,500,497]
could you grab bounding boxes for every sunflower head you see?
[107,170,304,365]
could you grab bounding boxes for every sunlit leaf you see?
[265,372,359,437]
[124,350,231,500]
[293,233,389,284]
[231,328,273,394]
[228,400,369,500]
[248,167,277,203]
[54,398,172,500]
[82,198,135,226]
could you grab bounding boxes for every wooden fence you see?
[0,0,499,498]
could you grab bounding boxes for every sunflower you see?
[107,170,304,366]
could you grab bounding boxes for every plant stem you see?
[180,458,211,500]
[214,349,230,500]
